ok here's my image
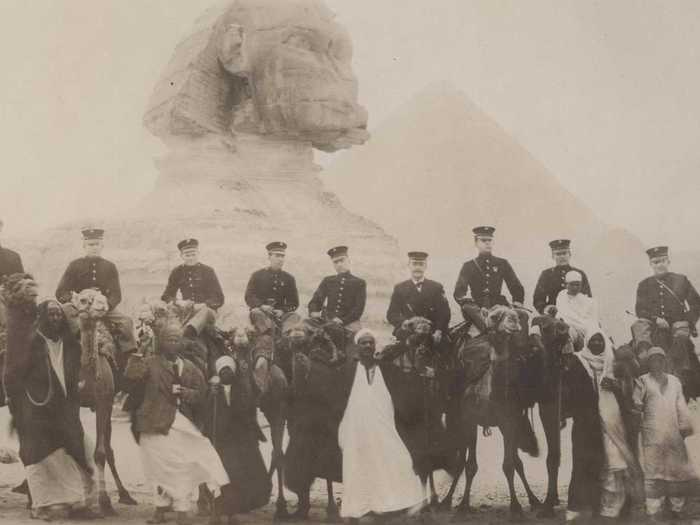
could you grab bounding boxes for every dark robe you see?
[562,356,605,513]
[4,310,89,471]
[284,355,345,494]
[339,359,458,479]
[204,359,271,515]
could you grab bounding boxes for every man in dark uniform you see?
[245,241,300,334]
[0,219,24,282]
[453,226,526,332]
[55,227,136,353]
[245,241,300,393]
[309,246,366,331]
[309,246,366,352]
[533,239,591,315]
[386,251,450,344]
[632,246,700,375]
[161,238,225,338]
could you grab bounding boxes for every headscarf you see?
[647,346,666,360]
[160,322,183,340]
[354,328,375,345]
[577,331,614,385]
[215,355,236,375]
[36,298,69,338]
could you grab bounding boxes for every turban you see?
[354,328,375,345]
[160,322,183,339]
[565,270,582,283]
[37,298,68,334]
[647,346,666,360]
[215,355,236,375]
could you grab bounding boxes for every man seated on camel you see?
[161,238,225,340]
[386,251,450,349]
[244,242,300,393]
[308,245,366,354]
[55,227,136,355]
[632,246,700,374]
[554,270,601,351]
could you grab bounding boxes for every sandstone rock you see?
[144,0,369,153]
[14,1,400,337]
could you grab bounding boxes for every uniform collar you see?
[476,252,492,261]
[412,277,425,286]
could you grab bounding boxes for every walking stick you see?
[209,375,220,449]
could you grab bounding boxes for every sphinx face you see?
[218,1,369,151]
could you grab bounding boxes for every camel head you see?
[487,305,521,335]
[72,289,109,320]
[0,273,38,314]
[229,325,256,351]
[282,319,310,353]
[532,315,569,346]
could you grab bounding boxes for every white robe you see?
[139,362,229,513]
[556,290,601,344]
[338,364,424,518]
[634,374,697,484]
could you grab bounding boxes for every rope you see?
[25,354,54,408]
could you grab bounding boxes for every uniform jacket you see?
[55,256,122,310]
[161,262,225,310]
[244,268,299,313]
[453,254,524,308]
[533,265,591,314]
[124,354,206,435]
[308,272,366,325]
[635,272,700,325]
[386,279,451,333]
[0,245,23,281]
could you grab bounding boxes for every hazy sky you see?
[1,1,699,248]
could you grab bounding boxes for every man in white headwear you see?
[555,270,602,351]
[124,323,229,525]
[337,329,425,523]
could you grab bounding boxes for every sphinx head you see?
[216,0,368,151]
[147,0,368,152]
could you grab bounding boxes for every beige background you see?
[1,0,699,247]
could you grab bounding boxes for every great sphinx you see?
[21,0,400,327]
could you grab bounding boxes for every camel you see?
[222,325,291,520]
[274,320,343,522]
[440,305,544,520]
[72,289,137,515]
[525,313,572,518]
[376,316,461,510]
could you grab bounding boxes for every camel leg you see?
[266,407,289,520]
[438,402,465,511]
[514,452,541,510]
[289,486,310,521]
[438,447,464,511]
[94,357,117,516]
[105,417,137,505]
[456,423,478,514]
[325,480,340,522]
[429,472,439,507]
[95,398,116,516]
[538,400,560,517]
[500,421,524,520]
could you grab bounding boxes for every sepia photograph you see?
[1,1,700,523]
